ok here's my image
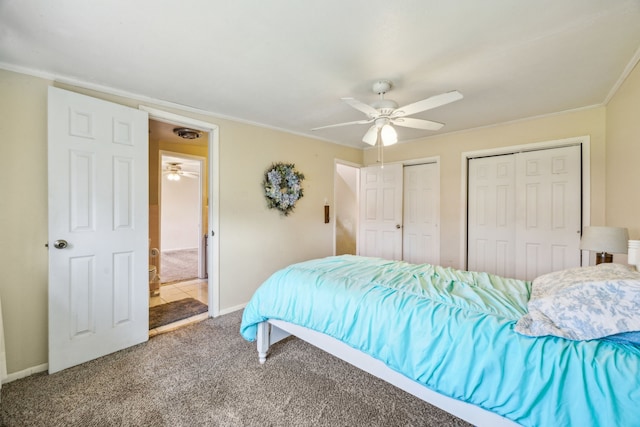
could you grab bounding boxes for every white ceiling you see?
[2,1,640,148]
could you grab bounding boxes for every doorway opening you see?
[159,152,205,283]
[334,161,360,256]
[148,119,210,334]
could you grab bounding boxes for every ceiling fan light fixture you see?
[312,80,463,148]
[381,124,397,146]
[167,172,181,181]
[173,127,202,140]
[362,125,378,146]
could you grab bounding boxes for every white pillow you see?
[515,263,640,341]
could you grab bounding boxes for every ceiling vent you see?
[173,127,202,140]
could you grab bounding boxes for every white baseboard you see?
[4,363,48,384]
[218,303,246,316]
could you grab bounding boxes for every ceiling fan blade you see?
[341,97,380,117]
[362,125,378,146]
[391,90,463,118]
[392,117,444,131]
[311,118,373,131]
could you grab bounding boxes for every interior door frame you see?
[159,150,206,278]
[459,135,591,271]
[140,106,220,317]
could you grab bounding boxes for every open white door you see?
[358,164,403,260]
[48,87,149,373]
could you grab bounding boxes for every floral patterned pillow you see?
[515,263,640,341]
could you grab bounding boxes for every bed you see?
[240,255,640,427]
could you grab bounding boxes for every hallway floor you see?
[149,278,208,336]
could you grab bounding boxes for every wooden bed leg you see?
[257,321,270,364]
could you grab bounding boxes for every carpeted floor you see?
[149,298,209,329]
[0,311,471,427]
[160,249,199,284]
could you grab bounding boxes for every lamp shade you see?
[362,125,378,146]
[580,226,629,254]
[380,124,398,146]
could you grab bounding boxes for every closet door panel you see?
[403,163,440,265]
[467,155,516,277]
[359,164,403,260]
[515,146,581,280]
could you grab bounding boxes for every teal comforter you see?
[240,255,640,427]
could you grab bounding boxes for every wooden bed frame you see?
[256,320,520,427]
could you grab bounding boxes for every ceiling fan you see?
[312,80,463,146]
[163,162,199,181]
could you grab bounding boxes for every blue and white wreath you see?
[263,162,305,216]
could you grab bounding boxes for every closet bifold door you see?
[467,154,517,279]
[513,145,581,280]
[467,145,581,281]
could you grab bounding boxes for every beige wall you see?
[215,120,363,308]
[0,70,50,375]
[606,62,640,238]
[0,69,362,375]
[364,107,608,268]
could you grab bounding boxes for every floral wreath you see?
[263,162,305,216]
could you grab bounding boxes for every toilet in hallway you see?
[149,246,160,297]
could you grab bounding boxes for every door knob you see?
[53,239,68,249]
[396,224,402,229]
